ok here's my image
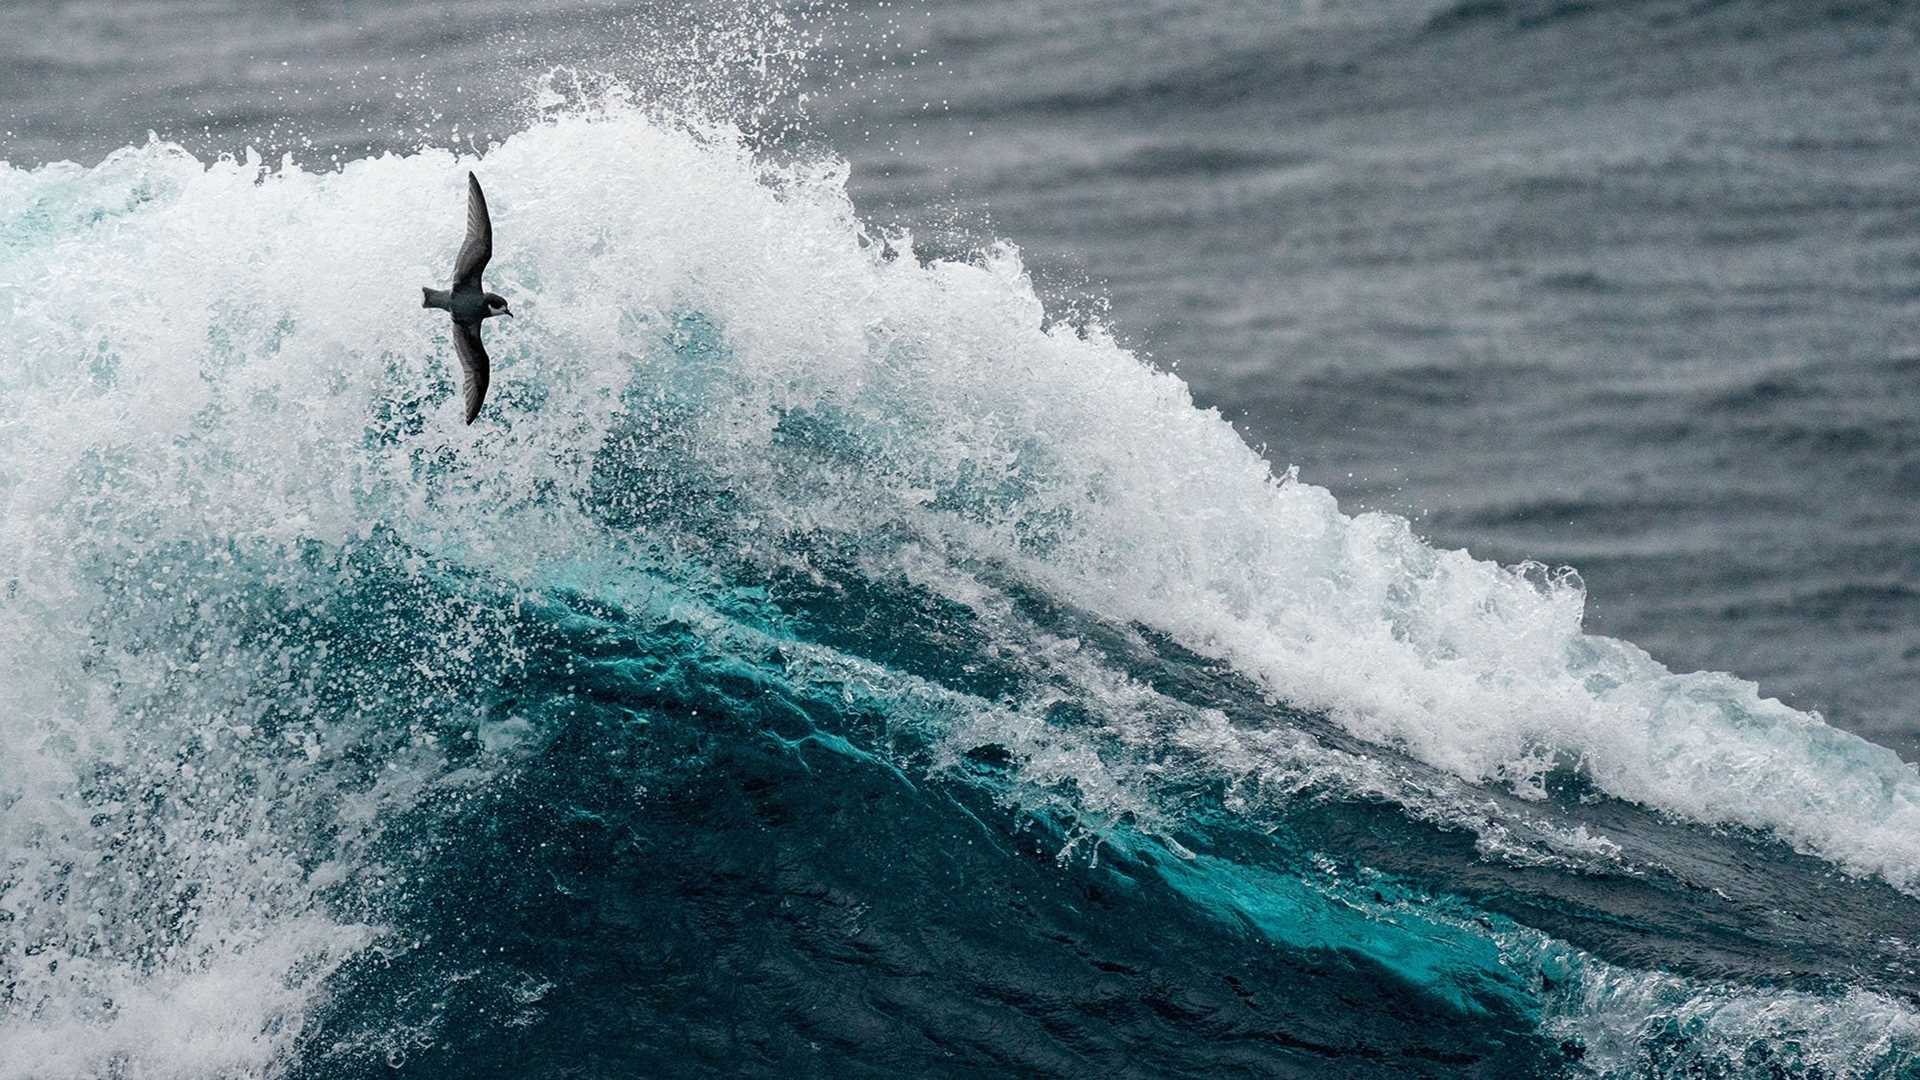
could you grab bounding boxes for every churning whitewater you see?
[2,93,1918,1078]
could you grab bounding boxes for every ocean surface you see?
[2,1,1918,1077]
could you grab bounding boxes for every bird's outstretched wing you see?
[452,321,491,424]
[452,171,492,292]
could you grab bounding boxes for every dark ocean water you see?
[3,2,1919,1077]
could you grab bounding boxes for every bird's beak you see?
[505,309,515,318]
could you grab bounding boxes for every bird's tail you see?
[422,287,453,311]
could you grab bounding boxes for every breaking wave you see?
[2,90,1917,1077]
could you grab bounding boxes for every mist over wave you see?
[2,82,1918,1078]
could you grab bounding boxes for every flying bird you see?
[421,171,512,424]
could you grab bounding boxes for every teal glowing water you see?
[2,99,1918,1078]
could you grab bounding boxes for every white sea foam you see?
[296,94,1920,898]
[1529,937,1920,1077]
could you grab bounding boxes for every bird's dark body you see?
[421,286,496,326]
[421,172,511,424]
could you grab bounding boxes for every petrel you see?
[421,171,512,424]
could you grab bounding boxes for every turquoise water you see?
[2,92,1919,1078]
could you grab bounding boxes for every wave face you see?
[3,98,1920,1078]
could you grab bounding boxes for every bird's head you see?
[485,293,514,319]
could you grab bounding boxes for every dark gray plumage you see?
[421,171,512,424]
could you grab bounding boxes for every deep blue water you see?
[2,2,1919,1077]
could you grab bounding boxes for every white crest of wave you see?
[4,85,1920,1072]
